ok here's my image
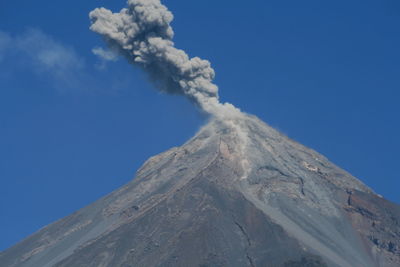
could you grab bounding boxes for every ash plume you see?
[89,0,239,116]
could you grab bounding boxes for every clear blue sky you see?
[1,0,399,251]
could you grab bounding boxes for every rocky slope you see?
[1,114,399,267]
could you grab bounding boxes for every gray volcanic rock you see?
[1,114,399,267]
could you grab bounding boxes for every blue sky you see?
[1,0,399,251]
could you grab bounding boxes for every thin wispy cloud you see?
[0,28,131,94]
[92,47,118,62]
[16,29,84,70]
[92,47,119,70]
[0,28,87,92]
[0,31,12,62]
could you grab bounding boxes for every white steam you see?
[89,0,240,117]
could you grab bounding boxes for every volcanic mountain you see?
[1,113,399,267]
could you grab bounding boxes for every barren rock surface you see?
[1,114,399,267]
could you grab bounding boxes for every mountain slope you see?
[1,114,399,267]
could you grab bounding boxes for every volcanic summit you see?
[1,114,399,267]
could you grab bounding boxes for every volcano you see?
[1,113,399,267]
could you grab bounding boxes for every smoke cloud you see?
[89,0,239,116]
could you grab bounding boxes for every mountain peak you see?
[192,113,371,192]
[1,114,399,267]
